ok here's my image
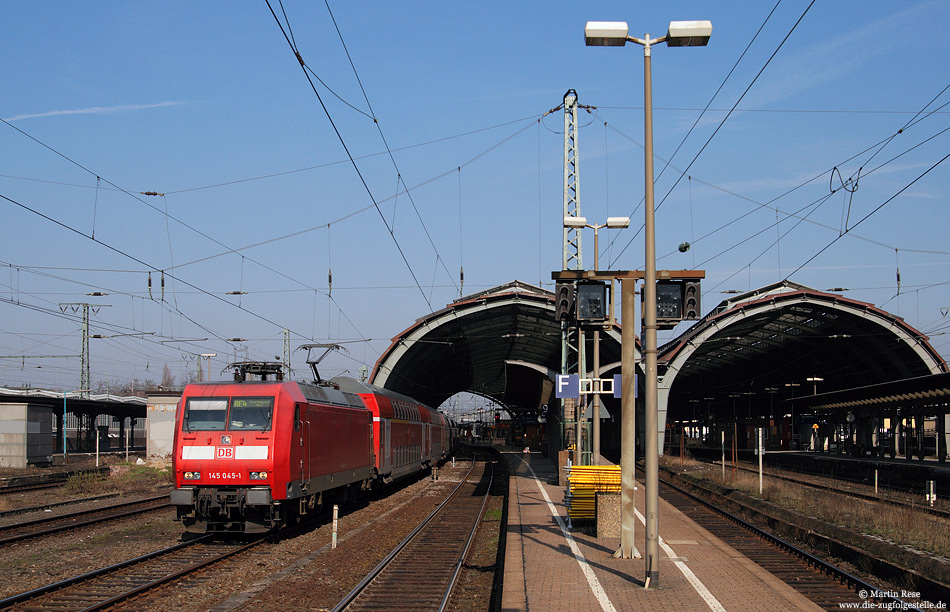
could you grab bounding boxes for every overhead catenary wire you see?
[608,0,817,268]
[727,90,950,287]
[603,114,950,276]
[0,191,315,345]
[266,0,435,309]
[649,84,950,296]
[783,150,950,281]
[0,115,368,344]
[6,106,938,195]
[0,294,211,371]
[5,5,949,386]
[588,0,783,260]
[597,50,950,274]
[0,117,298,294]
[323,0,460,299]
[155,116,539,279]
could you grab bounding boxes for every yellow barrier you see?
[564,465,621,521]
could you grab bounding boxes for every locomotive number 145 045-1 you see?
[208,472,242,480]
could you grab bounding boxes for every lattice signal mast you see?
[562,89,582,271]
[560,90,589,464]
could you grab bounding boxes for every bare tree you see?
[180,369,200,386]
[161,364,175,389]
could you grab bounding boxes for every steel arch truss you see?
[657,281,947,424]
[370,282,625,418]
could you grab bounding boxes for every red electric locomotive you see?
[170,362,453,533]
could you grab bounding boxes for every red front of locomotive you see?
[171,379,375,533]
[171,381,296,532]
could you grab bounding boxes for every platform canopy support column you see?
[939,411,948,464]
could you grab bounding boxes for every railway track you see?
[0,482,64,495]
[688,447,944,497]
[0,495,170,546]
[332,456,494,612]
[696,457,950,519]
[0,468,110,495]
[0,493,121,519]
[657,474,927,612]
[0,535,264,612]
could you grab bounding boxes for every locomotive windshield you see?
[229,397,273,431]
[183,398,228,431]
[182,395,274,432]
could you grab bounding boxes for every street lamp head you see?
[584,21,629,46]
[606,216,630,229]
[665,20,713,47]
[563,216,588,228]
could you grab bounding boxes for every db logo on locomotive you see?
[215,446,234,459]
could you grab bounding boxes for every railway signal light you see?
[554,283,576,321]
[576,281,608,323]
[655,280,683,329]
[683,281,701,320]
[652,279,702,328]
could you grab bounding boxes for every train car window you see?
[183,398,228,431]
[229,397,274,431]
[294,405,300,431]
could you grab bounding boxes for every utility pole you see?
[59,302,110,398]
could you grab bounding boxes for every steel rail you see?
[0,494,170,545]
[0,536,212,609]
[331,455,487,612]
[0,493,120,519]
[660,472,926,612]
[690,449,934,496]
[438,462,494,612]
[74,538,266,612]
[707,458,950,520]
[0,481,63,494]
[0,468,110,494]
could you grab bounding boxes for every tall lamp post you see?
[585,18,711,588]
[564,215,630,463]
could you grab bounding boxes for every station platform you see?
[501,449,822,612]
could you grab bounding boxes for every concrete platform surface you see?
[501,449,823,612]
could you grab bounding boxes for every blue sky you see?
[2,1,949,398]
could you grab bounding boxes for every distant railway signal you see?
[554,283,576,321]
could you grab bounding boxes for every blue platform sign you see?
[556,374,579,399]
[612,373,636,398]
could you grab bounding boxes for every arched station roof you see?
[657,281,948,422]
[369,279,947,433]
[370,281,624,415]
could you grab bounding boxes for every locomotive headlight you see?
[183,471,201,480]
[250,471,268,480]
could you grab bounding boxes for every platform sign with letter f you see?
[556,374,580,398]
